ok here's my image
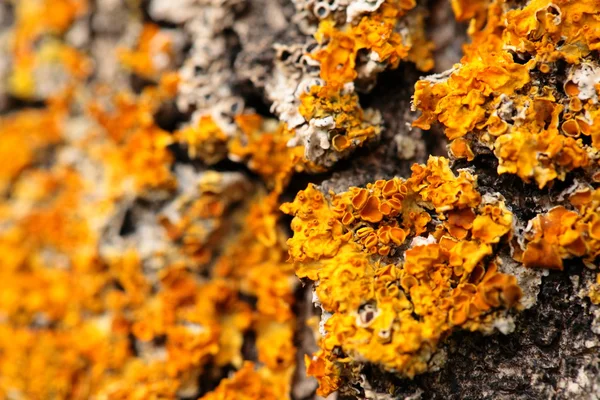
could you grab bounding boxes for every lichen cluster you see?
[282,156,522,395]
[413,0,600,188]
[1,0,600,399]
[280,0,600,395]
[270,0,433,167]
[0,0,296,398]
[0,75,296,400]
[522,186,600,270]
[3,0,91,99]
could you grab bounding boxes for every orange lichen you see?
[313,0,423,89]
[0,0,449,397]
[405,9,436,72]
[0,78,296,399]
[503,0,600,64]
[9,0,599,398]
[0,323,131,399]
[199,362,286,400]
[297,85,382,161]
[448,137,475,161]
[175,115,230,164]
[0,153,123,398]
[522,188,600,270]
[9,0,90,98]
[158,171,252,267]
[215,192,296,322]
[0,162,258,397]
[0,179,293,398]
[281,156,521,396]
[413,0,600,188]
[0,98,65,195]
[229,116,306,191]
[284,0,433,168]
[87,89,176,196]
[119,24,175,80]
[209,193,297,395]
[176,113,306,191]
[451,0,490,23]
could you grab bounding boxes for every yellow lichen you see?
[413,0,600,188]
[281,156,521,396]
[285,0,433,168]
[522,188,600,270]
[451,0,490,23]
[298,85,382,161]
[176,113,306,191]
[119,23,175,80]
[0,89,296,400]
[199,362,286,400]
[87,89,177,196]
[5,0,597,398]
[0,97,65,195]
[313,0,424,90]
[175,115,230,164]
[229,115,306,191]
[8,0,90,98]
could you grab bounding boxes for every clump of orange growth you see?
[284,0,433,168]
[312,0,431,90]
[0,98,65,195]
[119,23,175,80]
[0,70,297,400]
[215,192,297,323]
[0,161,129,397]
[281,156,521,396]
[522,187,600,270]
[503,0,600,64]
[158,171,252,268]
[413,0,600,188]
[206,192,297,397]
[9,0,91,98]
[229,115,307,191]
[296,84,382,162]
[127,189,297,397]
[404,7,437,72]
[200,362,287,400]
[106,266,257,398]
[13,0,87,40]
[121,191,297,399]
[176,113,307,191]
[450,0,490,23]
[0,323,131,399]
[175,115,230,164]
[0,165,295,398]
[87,87,177,197]
[0,0,307,398]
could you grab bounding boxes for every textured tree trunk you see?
[1,0,600,399]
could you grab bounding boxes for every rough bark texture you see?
[1,0,600,399]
